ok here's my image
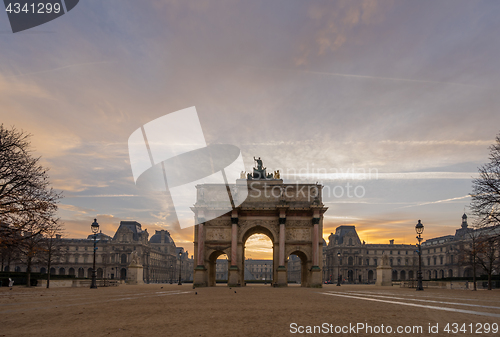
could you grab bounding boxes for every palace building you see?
[4,221,194,284]
[324,226,417,284]
[324,213,500,284]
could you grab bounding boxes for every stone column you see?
[228,211,240,287]
[279,220,285,266]
[276,211,287,287]
[193,213,207,287]
[313,219,319,266]
[310,212,322,288]
[197,222,204,266]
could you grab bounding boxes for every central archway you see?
[243,231,274,285]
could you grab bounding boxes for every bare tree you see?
[476,233,500,290]
[471,133,500,230]
[458,229,482,291]
[15,217,60,287]
[37,221,64,288]
[0,125,62,248]
[0,125,62,286]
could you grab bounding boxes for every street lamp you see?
[336,251,341,286]
[415,220,424,291]
[90,219,99,289]
[178,251,182,285]
[264,263,267,285]
[170,264,173,284]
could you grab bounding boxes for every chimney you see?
[389,239,394,245]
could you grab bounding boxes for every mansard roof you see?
[149,230,175,244]
[334,225,360,245]
[86,231,112,241]
[113,221,147,241]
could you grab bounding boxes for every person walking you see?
[8,278,14,289]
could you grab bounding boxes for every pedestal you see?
[127,264,144,285]
[310,266,322,288]
[276,266,288,287]
[193,265,207,288]
[375,265,392,286]
[228,266,240,287]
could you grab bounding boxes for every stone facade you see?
[4,221,194,284]
[193,177,327,288]
[420,213,500,280]
[324,214,500,284]
[324,225,417,284]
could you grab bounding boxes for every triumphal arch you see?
[192,158,327,288]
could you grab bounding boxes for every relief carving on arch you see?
[206,219,231,228]
[206,228,231,241]
[283,220,309,228]
[285,228,311,242]
[238,219,279,242]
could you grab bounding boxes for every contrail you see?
[243,66,486,89]
[398,194,471,209]
[5,61,112,79]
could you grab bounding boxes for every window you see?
[390,259,393,266]
[398,251,400,255]
[349,238,353,246]
[450,255,454,264]
[427,257,430,266]
[374,258,378,266]
[405,258,408,265]
[433,257,437,265]
[390,251,393,255]
[440,247,443,252]
[440,256,443,265]
[406,251,408,255]
[366,250,369,254]
[366,259,369,266]
[397,259,401,265]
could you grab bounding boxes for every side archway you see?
[287,250,310,287]
[207,249,230,287]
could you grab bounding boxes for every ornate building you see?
[324,214,500,284]
[324,226,417,284]
[421,213,500,280]
[5,221,194,283]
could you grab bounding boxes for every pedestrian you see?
[8,277,14,289]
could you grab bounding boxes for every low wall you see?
[400,280,471,290]
[37,279,119,288]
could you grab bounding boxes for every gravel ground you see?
[1,283,499,337]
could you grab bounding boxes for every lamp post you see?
[336,251,341,286]
[264,263,267,285]
[178,251,182,285]
[90,219,99,289]
[170,264,173,284]
[415,220,424,291]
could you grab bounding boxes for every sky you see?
[1,0,500,259]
